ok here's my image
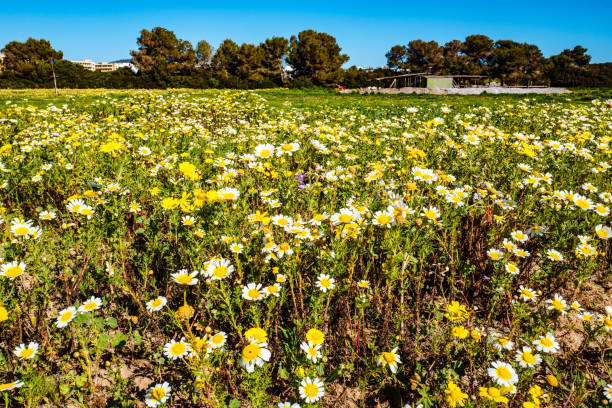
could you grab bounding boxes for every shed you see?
[375,73,487,89]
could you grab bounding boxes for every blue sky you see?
[2,0,611,67]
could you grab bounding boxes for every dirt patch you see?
[324,383,363,407]
[341,87,571,95]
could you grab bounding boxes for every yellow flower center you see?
[320,278,331,288]
[59,311,73,322]
[242,343,261,362]
[259,149,271,158]
[151,299,162,308]
[83,301,97,311]
[521,352,536,364]
[211,334,224,345]
[169,342,186,356]
[575,199,589,209]
[0,382,18,391]
[5,266,23,278]
[424,210,436,219]
[377,214,391,224]
[495,366,512,381]
[213,266,228,278]
[540,338,553,349]
[13,226,29,235]
[303,383,319,398]
[176,274,193,285]
[20,348,34,358]
[338,214,353,223]
[552,299,564,310]
[247,288,261,299]
[381,352,396,364]
[150,387,166,402]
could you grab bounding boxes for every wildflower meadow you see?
[0,89,610,407]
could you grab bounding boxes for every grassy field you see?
[0,89,610,408]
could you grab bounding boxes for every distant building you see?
[71,59,137,73]
[72,59,96,71]
[95,62,116,72]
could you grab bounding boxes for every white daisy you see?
[533,332,560,353]
[146,296,167,312]
[78,296,102,313]
[55,306,77,328]
[240,338,271,373]
[299,377,325,403]
[487,361,519,387]
[145,382,171,407]
[13,342,39,359]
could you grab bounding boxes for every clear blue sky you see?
[2,0,611,67]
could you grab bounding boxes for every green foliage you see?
[286,29,349,86]
[130,27,196,73]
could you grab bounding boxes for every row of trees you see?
[1,29,611,88]
[128,27,349,87]
[385,35,595,85]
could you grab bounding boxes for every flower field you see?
[0,89,610,408]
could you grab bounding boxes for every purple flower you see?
[297,172,306,190]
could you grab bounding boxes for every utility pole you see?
[51,58,58,95]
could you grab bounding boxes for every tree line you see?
[1,28,611,89]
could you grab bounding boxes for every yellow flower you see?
[99,141,123,153]
[470,329,482,342]
[445,380,468,407]
[546,375,558,387]
[178,162,197,175]
[161,197,180,210]
[244,327,267,343]
[0,305,8,322]
[306,328,325,345]
[444,301,470,322]
[452,326,469,339]
[479,386,509,404]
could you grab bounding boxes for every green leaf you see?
[97,334,111,350]
[106,317,118,329]
[111,332,127,348]
[131,330,143,346]
[228,398,241,408]
[278,366,290,380]
[325,367,342,383]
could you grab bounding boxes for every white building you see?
[71,59,137,73]
[72,59,96,71]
